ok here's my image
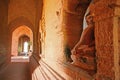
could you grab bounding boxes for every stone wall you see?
[0,0,9,69]
[39,0,94,79]
[116,1,120,79]
[38,0,120,80]
[40,0,64,62]
[119,18,120,80]
[90,0,120,79]
[62,0,91,49]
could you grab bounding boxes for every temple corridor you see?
[0,0,120,80]
[0,56,66,80]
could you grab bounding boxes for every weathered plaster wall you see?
[0,0,9,69]
[41,0,64,62]
[118,13,120,61]
[39,0,68,79]
[33,0,43,56]
[90,0,120,79]
[115,0,120,79]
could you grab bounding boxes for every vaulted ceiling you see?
[8,0,43,32]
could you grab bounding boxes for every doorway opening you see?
[18,35,31,56]
[11,25,33,62]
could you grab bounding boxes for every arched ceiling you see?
[8,16,34,33]
[8,0,36,25]
[8,0,37,27]
[8,0,43,29]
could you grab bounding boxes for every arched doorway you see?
[18,35,31,56]
[11,25,33,56]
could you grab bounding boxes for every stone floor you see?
[0,56,31,80]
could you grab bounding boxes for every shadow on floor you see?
[0,57,32,80]
[29,55,41,74]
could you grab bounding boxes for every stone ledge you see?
[62,62,95,80]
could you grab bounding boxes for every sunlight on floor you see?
[11,56,29,62]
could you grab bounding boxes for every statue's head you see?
[85,12,94,25]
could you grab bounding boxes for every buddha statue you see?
[71,12,96,72]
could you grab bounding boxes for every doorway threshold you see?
[11,56,29,62]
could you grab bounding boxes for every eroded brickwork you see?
[90,0,117,79]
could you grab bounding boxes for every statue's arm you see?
[88,40,95,47]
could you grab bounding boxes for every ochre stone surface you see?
[119,18,120,79]
[0,0,120,80]
[62,0,91,49]
[90,0,119,79]
[0,0,9,69]
[40,0,64,62]
[8,0,36,26]
[39,0,120,80]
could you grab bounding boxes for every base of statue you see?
[71,54,96,71]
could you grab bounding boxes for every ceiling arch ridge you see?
[8,16,34,33]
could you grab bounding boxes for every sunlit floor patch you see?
[11,56,29,62]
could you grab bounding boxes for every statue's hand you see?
[71,49,76,55]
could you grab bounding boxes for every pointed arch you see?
[11,25,33,56]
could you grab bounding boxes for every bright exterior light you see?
[24,42,28,53]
